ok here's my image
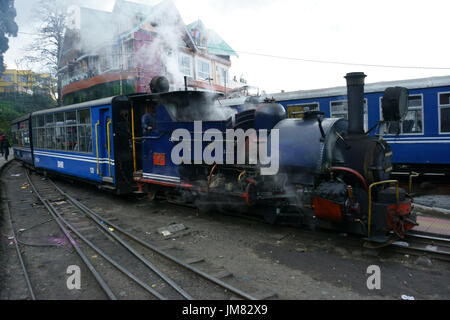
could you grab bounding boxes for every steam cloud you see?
[67,0,237,120]
[68,0,188,89]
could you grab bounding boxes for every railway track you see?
[167,197,450,265]
[0,160,35,300]
[6,164,261,300]
[1,195,36,300]
[4,160,449,299]
[166,188,450,262]
[391,232,450,261]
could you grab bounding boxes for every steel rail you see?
[391,239,450,257]
[392,243,450,255]
[406,232,450,243]
[50,181,257,300]
[0,160,35,299]
[49,181,193,300]
[44,199,167,300]
[25,172,117,300]
[3,200,36,300]
[27,171,169,300]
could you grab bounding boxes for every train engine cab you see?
[131,77,230,197]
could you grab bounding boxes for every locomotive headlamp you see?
[381,86,409,121]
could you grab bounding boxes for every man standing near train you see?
[0,134,4,157]
[2,137,11,161]
[142,104,157,136]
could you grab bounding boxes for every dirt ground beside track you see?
[1,161,449,300]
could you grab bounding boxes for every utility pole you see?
[224,71,227,98]
[119,38,123,95]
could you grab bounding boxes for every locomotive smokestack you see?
[345,72,367,135]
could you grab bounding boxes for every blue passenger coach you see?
[17,96,136,194]
[220,75,450,174]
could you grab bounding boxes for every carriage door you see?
[98,108,113,182]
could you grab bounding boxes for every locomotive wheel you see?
[195,199,213,215]
[147,186,161,202]
[148,191,157,201]
[263,210,277,224]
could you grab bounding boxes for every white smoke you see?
[127,0,188,90]
[64,0,237,119]
[65,0,187,87]
[206,101,238,121]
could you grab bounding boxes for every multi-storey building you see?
[0,66,53,95]
[59,0,238,105]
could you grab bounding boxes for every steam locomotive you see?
[12,73,417,242]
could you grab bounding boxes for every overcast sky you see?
[5,0,450,93]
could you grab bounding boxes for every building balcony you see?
[62,70,137,97]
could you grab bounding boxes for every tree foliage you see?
[0,91,56,139]
[0,0,19,75]
[25,0,67,105]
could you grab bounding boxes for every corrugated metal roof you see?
[32,96,116,116]
[216,75,450,106]
[11,114,31,124]
[187,20,238,57]
[264,75,450,101]
[205,29,238,57]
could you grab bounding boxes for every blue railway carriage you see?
[28,96,136,194]
[223,75,450,174]
[11,114,33,166]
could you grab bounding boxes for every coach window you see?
[18,123,23,147]
[38,115,45,127]
[383,95,423,135]
[330,100,368,131]
[439,93,450,133]
[45,114,55,149]
[403,96,423,134]
[11,125,18,146]
[37,116,45,148]
[65,111,78,151]
[32,117,37,148]
[381,95,424,134]
[21,122,30,147]
[330,101,348,119]
[77,109,92,153]
[55,112,65,150]
[19,122,30,147]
